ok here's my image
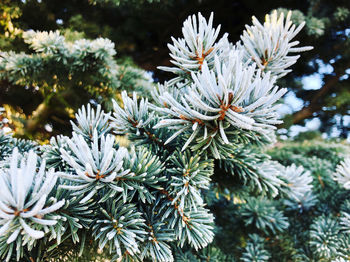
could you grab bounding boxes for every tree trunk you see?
[25,102,51,133]
[290,74,342,125]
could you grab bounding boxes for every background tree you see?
[0,27,152,140]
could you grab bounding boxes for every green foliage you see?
[241,234,270,262]
[1,31,118,95]
[1,0,349,137]
[0,7,349,262]
[0,28,151,140]
[309,216,349,260]
[240,198,289,235]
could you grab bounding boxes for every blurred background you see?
[0,0,349,142]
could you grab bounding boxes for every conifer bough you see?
[0,10,315,262]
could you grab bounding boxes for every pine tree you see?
[0,29,152,140]
[1,10,348,262]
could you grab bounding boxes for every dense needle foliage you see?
[0,10,349,262]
